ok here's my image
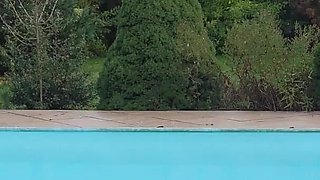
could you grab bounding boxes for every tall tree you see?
[98,0,221,110]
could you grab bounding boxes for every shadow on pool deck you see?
[0,110,319,130]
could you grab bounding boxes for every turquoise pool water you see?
[0,130,319,180]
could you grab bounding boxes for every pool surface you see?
[0,130,320,180]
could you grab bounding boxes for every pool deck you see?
[0,110,319,130]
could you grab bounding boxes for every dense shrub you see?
[279,25,319,110]
[0,48,8,76]
[313,45,320,110]
[224,11,319,111]
[199,0,280,54]
[98,0,221,110]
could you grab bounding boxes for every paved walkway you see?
[0,110,319,129]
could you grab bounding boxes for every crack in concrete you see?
[151,117,202,125]
[84,115,135,126]
[7,112,82,128]
[2,111,320,129]
[227,113,320,122]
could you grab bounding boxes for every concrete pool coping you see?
[0,110,320,131]
[2,128,320,133]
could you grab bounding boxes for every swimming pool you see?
[0,129,319,180]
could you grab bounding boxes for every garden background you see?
[1,0,320,111]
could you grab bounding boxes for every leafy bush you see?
[224,11,319,111]
[0,81,11,109]
[199,0,280,54]
[98,0,221,110]
[278,25,319,110]
[313,45,320,110]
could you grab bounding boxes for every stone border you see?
[1,127,320,133]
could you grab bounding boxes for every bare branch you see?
[16,0,33,21]
[45,0,59,23]
[7,0,30,28]
[0,15,35,46]
[38,0,50,22]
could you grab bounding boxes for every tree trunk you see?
[35,2,43,109]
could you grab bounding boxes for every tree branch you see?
[16,0,33,21]
[38,0,50,22]
[45,0,59,23]
[7,0,30,28]
[0,15,35,46]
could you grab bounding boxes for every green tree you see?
[98,0,221,110]
[75,0,116,57]
[1,0,94,109]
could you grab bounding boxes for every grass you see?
[82,57,105,109]
[83,57,105,83]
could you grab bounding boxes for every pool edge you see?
[0,127,320,133]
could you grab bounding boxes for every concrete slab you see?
[0,120,74,128]
[52,117,132,128]
[0,110,319,129]
[9,110,85,121]
[0,113,44,124]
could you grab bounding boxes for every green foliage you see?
[84,58,105,82]
[224,11,319,111]
[76,4,119,57]
[313,45,320,110]
[0,46,8,75]
[4,0,95,109]
[2,0,318,111]
[82,58,105,109]
[279,25,319,110]
[0,81,11,109]
[199,0,280,54]
[78,0,100,8]
[98,0,221,110]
